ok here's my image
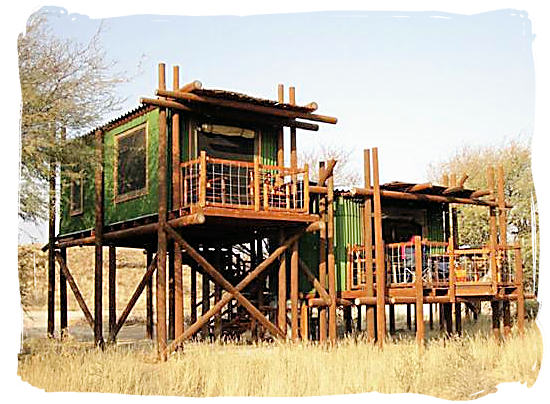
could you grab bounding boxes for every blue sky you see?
[21,6,535,242]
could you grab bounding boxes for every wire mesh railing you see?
[345,239,520,290]
[180,153,309,213]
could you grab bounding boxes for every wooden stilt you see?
[59,247,68,339]
[168,244,175,340]
[146,250,154,339]
[94,127,104,349]
[327,175,337,342]
[344,306,352,334]
[278,230,287,336]
[491,300,501,340]
[318,162,327,342]
[444,303,453,336]
[174,244,184,339]
[429,303,434,331]
[406,304,412,330]
[300,301,309,341]
[108,245,116,343]
[487,167,498,294]
[363,150,376,342]
[454,302,462,336]
[291,241,299,341]
[502,301,511,337]
[439,303,444,332]
[372,148,386,347]
[515,243,525,336]
[414,236,425,347]
[191,266,197,325]
[156,62,168,359]
[389,304,395,334]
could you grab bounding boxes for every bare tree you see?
[299,143,361,187]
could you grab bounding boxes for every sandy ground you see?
[22,310,151,343]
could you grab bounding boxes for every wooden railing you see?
[180,151,309,213]
[346,239,519,290]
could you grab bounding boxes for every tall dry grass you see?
[18,321,542,400]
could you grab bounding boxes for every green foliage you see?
[427,136,539,294]
[18,11,125,223]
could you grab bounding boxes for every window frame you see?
[113,122,149,204]
[69,172,84,216]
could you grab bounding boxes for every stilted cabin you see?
[47,64,530,358]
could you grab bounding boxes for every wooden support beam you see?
[372,148,386,347]
[201,259,211,339]
[172,66,182,211]
[299,258,331,305]
[168,244,176,340]
[278,230,287,335]
[363,150,375,342]
[454,302,462,336]
[444,303,453,336]
[108,246,116,342]
[491,300,501,340]
[497,166,507,247]
[300,302,309,341]
[179,80,202,93]
[487,167,498,294]
[388,304,395,334]
[94,127,105,349]
[318,162,327,342]
[112,255,158,340]
[157,62,168,360]
[318,159,336,186]
[471,189,491,199]
[408,182,432,193]
[156,89,338,124]
[458,173,469,188]
[47,125,56,338]
[502,301,511,337]
[146,250,154,339]
[429,303,434,330]
[164,224,294,346]
[515,242,525,336]
[214,247,222,339]
[59,248,68,339]
[174,244,184,339]
[191,266,197,324]
[55,252,94,331]
[415,236,425,347]
[327,175,337,342]
[291,241,299,341]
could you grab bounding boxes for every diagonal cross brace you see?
[55,251,95,331]
[163,221,323,356]
[109,254,158,342]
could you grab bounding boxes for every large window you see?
[115,123,148,202]
[197,124,255,161]
[69,173,83,216]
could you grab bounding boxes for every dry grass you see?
[18,321,542,400]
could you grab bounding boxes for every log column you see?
[491,300,501,339]
[414,236,425,347]
[327,175,337,342]
[156,63,168,359]
[108,245,116,343]
[47,124,57,338]
[291,241,299,341]
[278,230,287,337]
[174,244,184,340]
[363,150,376,341]
[515,242,525,335]
[318,162,327,342]
[146,250,154,339]
[372,148,386,347]
[94,128,105,348]
[59,247,68,338]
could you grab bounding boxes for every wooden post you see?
[444,303,453,336]
[497,166,507,248]
[327,175,337,342]
[47,125,56,338]
[406,304,412,330]
[199,151,207,207]
[304,163,309,213]
[172,65,181,210]
[502,301,511,337]
[94,128,105,348]
[289,87,297,170]
[191,266,197,324]
[372,148,386,347]
[214,248,222,340]
[278,230,287,336]
[487,167,498,293]
[291,241,299,341]
[174,244,184,339]
[157,62,168,359]
[59,247,67,339]
[318,162,327,342]
[254,156,260,211]
[300,301,309,341]
[454,302,462,336]
[515,242,525,335]
[439,303,444,332]
[344,306,352,334]
[363,150,376,341]
[389,304,395,334]
[108,246,116,343]
[202,262,211,339]
[146,250,154,339]
[414,236,425,346]
[429,303,434,330]
[277,84,284,167]
[168,244,175,340]
[448,235,456,304]
[491,300,501,340]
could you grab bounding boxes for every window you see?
[115,123,148,202]
[197,124,255,161]
[69,173,83,216]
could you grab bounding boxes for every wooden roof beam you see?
[408,182,432,192]
[155,88,338,124]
